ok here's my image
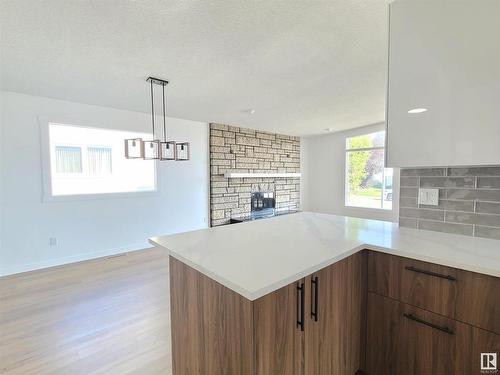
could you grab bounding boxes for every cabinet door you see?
[254,279,305,375]
[305,252,366,375]
[366,292,479,375]
[169,257,254,375]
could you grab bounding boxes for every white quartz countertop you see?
[149,212,500,301]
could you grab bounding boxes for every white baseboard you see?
[0,242,150,277]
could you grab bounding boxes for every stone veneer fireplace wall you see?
[210,123,300,227]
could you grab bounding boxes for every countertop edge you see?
[149,238,500,301]
[149,238,262,299]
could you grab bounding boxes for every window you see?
[345,130,393,210]
[87,146,112,175]
[55,146,82,174]
[46,123,156,197]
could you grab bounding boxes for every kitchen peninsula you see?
[150,212,500,375]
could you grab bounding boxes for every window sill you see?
[344,204,393,212]
[42,190,159,203]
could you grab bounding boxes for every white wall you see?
[0,89,3,262]
[300,138,309,210]
[302,123,399,222]
[0,91,209,276]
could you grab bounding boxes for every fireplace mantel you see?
[224,172,301,178]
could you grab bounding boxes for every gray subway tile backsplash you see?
[399,207,444,221]
[400,176,419,187]
[399,166,500,240]
[475,226,500,240]
[476,201,500,215]
[400,197,418,208]
[447,167,500,176]
[420,177,475,188]
[400,168,446,177]
[400,187,418,198]
[445,212,500,227]
[419,199,475,212]
[399,217,417,228]
[418,220,474,236]
[446,189,500,202]
[477,177,500,189]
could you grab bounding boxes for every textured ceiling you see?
[0,0,388,136]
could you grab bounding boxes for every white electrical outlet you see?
[418,188,439,206]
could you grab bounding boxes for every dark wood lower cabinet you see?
[366,292,500,375]
[169,253,498,375]
[169,254,366,375]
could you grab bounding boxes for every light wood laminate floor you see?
[0,248,172,375]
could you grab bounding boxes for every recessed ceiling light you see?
[408,108,428,114]
[324,128,334,132]
[248,109,256,115]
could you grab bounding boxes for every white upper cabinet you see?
[387,0,500,168]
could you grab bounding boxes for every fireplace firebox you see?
[250,191,276,219]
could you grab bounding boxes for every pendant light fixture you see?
[124,77,190,161]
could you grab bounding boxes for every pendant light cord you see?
[150,79,155,137]
[162,83,167,142]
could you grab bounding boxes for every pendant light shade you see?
[124,76,190,161]
[124,138,144,159]
[160,141,176,160]
[175,142,190,161]
[143,140,160,159]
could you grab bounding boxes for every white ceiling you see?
[0,0,388,136]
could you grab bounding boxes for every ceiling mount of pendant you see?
[146,77,169,87]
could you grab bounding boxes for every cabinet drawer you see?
[455,270,500,334]
[368,251,459,317]
[366,292,500,375]
[367,251,500,333]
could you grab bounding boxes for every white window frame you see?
[344,129,393,212]
[39,116,160,203]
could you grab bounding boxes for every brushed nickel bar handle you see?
[297,282,305,331]
[311,276,319,322]
[404,313,454,335]
[405,266,456,281]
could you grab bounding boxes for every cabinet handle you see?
[404,266,456,281]
[297,282,305,331]
[403,313,454,335]
[311,276,319,322]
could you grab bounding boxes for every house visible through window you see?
[345,130,393,210]
[55,146,82,174]
[47,123,156,197]
[87,146,112,175]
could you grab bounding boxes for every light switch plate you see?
[418,188,439,206]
